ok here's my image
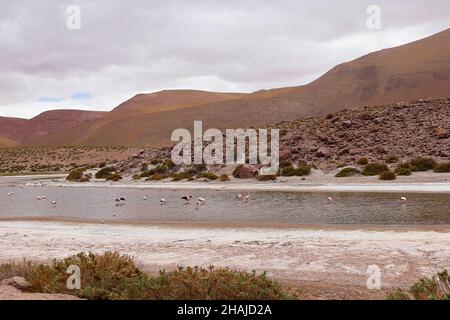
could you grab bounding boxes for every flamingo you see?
[142,196,148,201]
[51,200,57,206]
[327,196,335,204]
[115,197,126,203]
[115,197,126,206]
[236,193,243,200]
[181,195,192,204]
[399,197,407,205]
[7,192,13,196]
[160,198,167,205]
[196,197,207,205]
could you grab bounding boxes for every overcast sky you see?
[0,0,449,118]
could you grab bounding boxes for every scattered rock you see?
[238,164,258,179]
[315,147,330,158]
[1,277,31,290]
[435,128,449,139]
[279,148,292,162]
[341,120,352,128]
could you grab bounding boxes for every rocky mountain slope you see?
[276,98,450,169]
[116,98,450,174]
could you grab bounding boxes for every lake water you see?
[1,185,450,226]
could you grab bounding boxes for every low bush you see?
[280,165,297,177]
[147,173,165,181]
[105,173,122,181]
[95,166,117,179]
[357,158,369,166]
[280,165,311,177]
[386,270,450,300]
[362,163,388,176]
[170,172,196,181]
[232,165,243,178]
[255,175,277,181]
[0,252,292,300]
[335,167,360,178]
[385,155,399,164]
[219,174,230,182]
[434,162,450,173]
[395,163,412,176]
[297,165,312,176]
[409,157,437,172]
[379,170,396,180]
[196,172,219,181]
[66,168,85,181]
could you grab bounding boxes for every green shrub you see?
[379,170,396,180]
[147,173,165,181]
[386,289,412,300]
[357,158,369,165]
[362,163,388,176]
[139,164,169,178]
[280,165,297,177]
[409,157,437,172]
[279,160,293,168]
[106,173,122,181]
[256,175,277,181]
[1,252,292,300]
[219,174,230,182]
[335,167,360,178]
[434,162,450,173]
[395,163,412,176]
[95,166,117,179]
[66,168,84,181]
[280,165,311,177]
[163,159,176,170]
[296,165,312,176]
[232,165,243,178]
[386,270,450,300]
[385,155,399,164]
[170,172,195,181]
[196,172,219,180]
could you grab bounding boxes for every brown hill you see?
[11,28,450,147]
[0,136,18,148]
[0,110,106,145]
[25,90,246,146]
[0,117,28,145]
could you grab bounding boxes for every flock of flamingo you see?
[113,192,251,209]
[6,190,408,209]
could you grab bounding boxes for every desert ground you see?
[0,220,449,299]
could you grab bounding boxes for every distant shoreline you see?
[10,171,450,194]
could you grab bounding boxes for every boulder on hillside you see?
[435,128,449,139]
[237,164,258,179]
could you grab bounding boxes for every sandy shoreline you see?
[8,171,450,194]
[0,220,449,299]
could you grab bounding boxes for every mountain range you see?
[1,28,449,148]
